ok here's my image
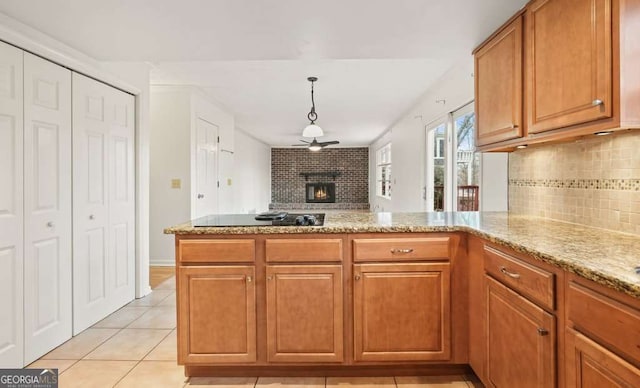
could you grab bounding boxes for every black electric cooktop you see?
[192,213,325,227]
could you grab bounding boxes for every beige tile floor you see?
[27,275,483,388]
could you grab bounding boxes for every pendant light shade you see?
[302,123,323,138]
[302,77,324,138]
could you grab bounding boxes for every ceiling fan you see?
[292,137,340,151]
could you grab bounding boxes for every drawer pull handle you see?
[246,276,252,283]
[354,274,361,281]
[592,99,604,106]
[391,248,414,254]
[499,266,521,279]
[537,328,549,336]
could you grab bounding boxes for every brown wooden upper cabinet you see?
[526,0,612,134]
[474,0,640,151]
[474,14,524,146]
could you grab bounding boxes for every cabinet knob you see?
[267,276,273,281]
[246,276,252,283]
[354,274,361,281]
[46,221,54,228]
[499,266,521,279]
[89,214,95,220]
[197,194,204,199]
[592,99,604,106]
[391,248,414,254]
[537,328,549,336]
[509,124,519,129]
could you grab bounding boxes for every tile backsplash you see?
[509,130,640,234]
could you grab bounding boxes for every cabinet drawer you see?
[265,239,342,262]
[353,237,450,262]
[484,245,554,310]
[178,239,255,263]
[567,281,640,365]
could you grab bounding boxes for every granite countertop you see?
[165,212,640,299]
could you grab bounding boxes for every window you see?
[376,143,392,199]
[425,102,480,212]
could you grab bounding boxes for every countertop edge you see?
[163,219,640,300]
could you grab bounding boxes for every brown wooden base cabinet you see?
[485,276,556,387]
[266,265,343,363]
[566,329,640,387]
[353,263,451,362]
[178,266,256,364]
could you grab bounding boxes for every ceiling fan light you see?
[308,144,322,151]
[302,124,323,138]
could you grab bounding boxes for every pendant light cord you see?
[307,80,318,123]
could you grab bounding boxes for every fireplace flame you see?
[315,187,327,199]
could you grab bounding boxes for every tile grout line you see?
[110,359,142,387]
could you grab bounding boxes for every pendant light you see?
[302,76,324,138]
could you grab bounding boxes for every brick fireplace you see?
[270,148,369,210]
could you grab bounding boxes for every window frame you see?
[376,143,392,199]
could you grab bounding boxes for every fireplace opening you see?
[306,182,336,203]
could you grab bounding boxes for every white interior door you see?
[23,53,73,363]
[0,41,24,368]
[73,73,135,333]
[194,117,218,218]
[106,83,136,313]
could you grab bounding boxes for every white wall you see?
[369,59,508,212]
[149,88,192,265]
[232,129,272,214]
[150,85,238,263]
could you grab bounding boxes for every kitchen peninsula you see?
[165,212,640,386]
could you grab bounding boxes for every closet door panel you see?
[0,41,24,368]
[107,88,135,309]
[73,73,135,333]
[23,52,72,364]
[73,73,111,333]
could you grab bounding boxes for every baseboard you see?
[149,259,175,267]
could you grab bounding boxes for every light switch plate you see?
[171,179,181,189]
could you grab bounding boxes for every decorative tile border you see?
[509,179,640,191]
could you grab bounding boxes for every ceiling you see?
[0,0,528,146]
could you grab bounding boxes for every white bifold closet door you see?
[0,41,24,368]
[72,73,135,334]
[23,53,73,364]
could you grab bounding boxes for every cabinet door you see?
[23,52,73,364]
[0,41,24,368]
[266,265,343,363]
[178,266,256,364]
[475,15,523,146]
[486,276,555,388]
[353,263,451,362]
[527,0,612,133]
[566,329,640,387]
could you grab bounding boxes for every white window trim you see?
[376,143,392,199]
[424,101,479,212]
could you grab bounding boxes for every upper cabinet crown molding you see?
[474,0,640,151]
